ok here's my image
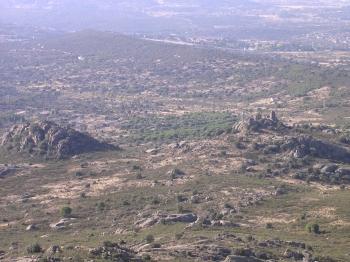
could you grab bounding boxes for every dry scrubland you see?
[0,30,350,261]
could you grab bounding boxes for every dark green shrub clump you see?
[97,202,106,211]
[27,243,42,253]
[266,223,273,229]
[306,223,320,234]
[145,234,155,243]
[60,206,72,218]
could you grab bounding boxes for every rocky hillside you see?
[233,111,350,184]
[1,121,117,159]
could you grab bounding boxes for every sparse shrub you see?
[142,254,152,261]
[170,168,185,179]
[132,165,142,170]
[224,203,233,209]
[306,223,320,234]
[235,142,246,150]
[246,235,254,242]
[175,232,184,240]
[176,195,186,202]
[219,150,227,157]
[266,223,273,229]
[177,205,184,213]
[306,177,312,184]
[71,254,84,262]
[152,197,160,205]
[103,241,114,247]
[233,248,254,257]
[60,206,72,218]
[210,212,224,221]
[300,213,307,220]
[313,256,337,262]
[275,184,288,195]
[38,258,50,262]
[256,251,271,260]
[191,195,200,204]
[75,171,84,177]
[27,243,42,253]
[120,240,126,245]
[97,202,106,211]
[145,234,155,243]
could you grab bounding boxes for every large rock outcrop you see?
[233,111,288,133]
[281,135,350,163]
[1,121,117,159]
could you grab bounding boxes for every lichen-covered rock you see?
[1,121,117,159]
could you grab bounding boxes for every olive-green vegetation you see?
[123,112,237,142]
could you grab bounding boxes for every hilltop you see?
[1,121,117,159]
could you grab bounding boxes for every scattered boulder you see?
[21,193,35,202]
[136,216,159,229]
[320,164,339,174]
[26,224,38,231]
[336,168,350,177]
[145,148,158,155]
[190,195,201,204]
[46,245,62,255]
[210,220,239,227]
[203,245,232,261]
[283,249,304,260]
[162,213,198,224]
[1,121,117,159]
[89,242,141,261]
[168,168,186,179]
[293,145,309,158]
[50,218,75,230]
[135,213,197,229]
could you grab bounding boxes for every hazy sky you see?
[1,0,350,33]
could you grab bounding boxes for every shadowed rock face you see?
[1,121,117,159]
[0,167,15,178]
[281,135,350,163]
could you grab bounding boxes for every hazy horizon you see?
[1,0,350,34]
